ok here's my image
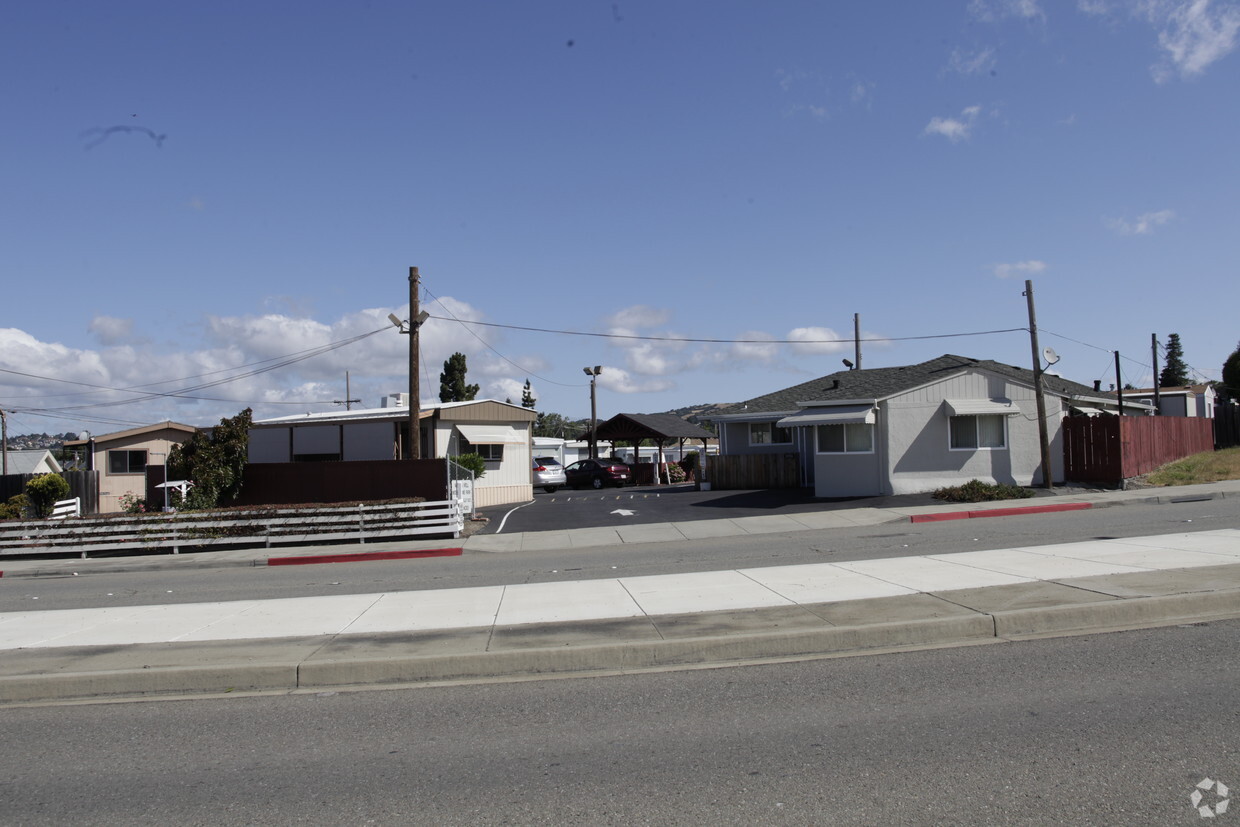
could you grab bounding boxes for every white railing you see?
[49,497,81,520]
[0,499,463,559]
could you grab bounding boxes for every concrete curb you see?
[910,502,1093,523]
[5,588,1239,705]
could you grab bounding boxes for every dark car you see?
[563,458,631,490]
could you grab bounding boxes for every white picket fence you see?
[0,499,464,559]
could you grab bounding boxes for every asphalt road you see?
[4,496,1237,612]
[2,618,1236,824]
[476,484,932,533]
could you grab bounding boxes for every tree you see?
[1222,340,1240,402]
[534,412,585,439]
[24,473,70,518]
[24,474,69,518]
[521,379,536,409]
[167,408,253,510]
[439,352,479,403]
[1159,333,1190,387]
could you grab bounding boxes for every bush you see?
[453,452,487,480]
[932,479,1035,504]
[118,492,148,514]
[664,462,687,483]
[1,493,30,521]
[24,473,71,518]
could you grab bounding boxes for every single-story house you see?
[63,421,199,513]
[1113,384,1215,418]
[712,354,1144,498]
[2,449,63,476]
[249,399,537,508]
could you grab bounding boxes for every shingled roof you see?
[593,413,714,442]
[721,354,1109,416]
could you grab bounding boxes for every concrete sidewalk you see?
[1,482,1238,704]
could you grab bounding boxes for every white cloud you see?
[1147,0,1240,80]
[850,79,875,107]
[729,331,779,364]
[596,367,674,395]
[924,105,984,142]
[787,327,850,355]
[603,305,671,332]
[88,315,135,346]
[487,377,527,404]
[993,260,1048,278]
[948,46,998,75]
[1105,209,1176,235]
[1077,0,1113,14]
[970,0,1046,22]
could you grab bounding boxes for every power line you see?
[429,315,1028,345]
[423,290,586,388]
[3,327,388,415]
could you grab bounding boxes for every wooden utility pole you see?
[1151,334,1161,415]
[1,408,8,476]
[853,313,862,370]
[1115,351,1124,416]
[409,266,422,460]
[1024,280,1053,490]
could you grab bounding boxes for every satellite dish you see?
[1042,347,1060,366]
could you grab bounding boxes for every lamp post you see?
[583,366,602,457]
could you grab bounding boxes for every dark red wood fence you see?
[1063,416,1214,484]
[236,459,449,506]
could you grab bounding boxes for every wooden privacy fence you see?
[1,470,98,514]
[706,453,801,490]
[1063,416,1215,484]
[0,499,463,559]
[1216,404,1240,449]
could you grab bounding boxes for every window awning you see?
[455,424,524,444]
[944,399,1019,416]
[777,404,876,427]
[1070,405,1105,417]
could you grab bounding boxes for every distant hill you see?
[659,402,738,426]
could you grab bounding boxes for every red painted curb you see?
[267,547,463,566]
[910,502,1093,524]
[909,511,971,523]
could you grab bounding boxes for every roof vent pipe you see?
[1093,380,1101,392]
[832,379,841,390]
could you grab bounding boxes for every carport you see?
[587,413,715,485]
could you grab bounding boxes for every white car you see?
[532,457,567,493]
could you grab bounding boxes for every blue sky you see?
[2,0,1237,437]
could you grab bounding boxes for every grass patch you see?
[1144,447,1240,486]
[932,479,1036,504]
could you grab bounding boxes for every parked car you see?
[532,457,567,493]
[563,458,631,490]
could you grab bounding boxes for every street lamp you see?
[583,366,602,457]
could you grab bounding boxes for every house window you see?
[816,423,874,454]
[108,450,148,474]
[461,439,503,462]
[949,415,1007,450]
[749,422,792,445]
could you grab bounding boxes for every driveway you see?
[475,483,946,534]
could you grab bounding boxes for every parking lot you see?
[475,484,944,535]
